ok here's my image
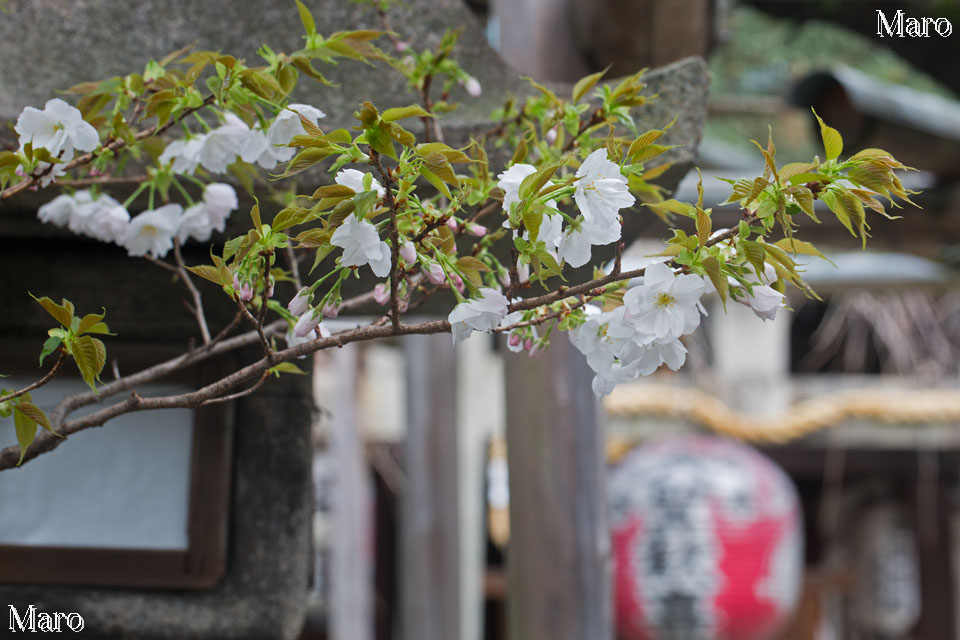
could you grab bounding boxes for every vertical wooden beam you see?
[328,345,374,640]
[504,332,611,640]
[401,333,461,640]
[491,0,589,81]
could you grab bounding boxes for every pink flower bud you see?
[423,263,446,286]
[545,126,558,145]
[323,301,340,318]
[395,40,410,53]
[239,282,254,302]
[89,167,104,177]
[523,337,534,351]
[445,217,459,232]
[509,332,521,348]
[465,76,482,98]
[467,223,487,237]
[293,310,320,338]
[15,167,26,178]
[265,278,275,299]
[450,272,465,294]
[528,343,543,359]
[287,287,311,316]
[232,274,241,290]
[400,240,417,264]
[373,283,390,305]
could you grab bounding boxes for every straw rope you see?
[604,384,960,443]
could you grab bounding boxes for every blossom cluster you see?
[498,148,635,271]
[570,262,706,396]
[15,99,100,185]
[158,104,326,175]
[37,183,238,258]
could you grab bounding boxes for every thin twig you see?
[0,353,67,404]
[200,370,271,406]
[173,237,212,344]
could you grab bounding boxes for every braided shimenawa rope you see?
[604,385,960,443]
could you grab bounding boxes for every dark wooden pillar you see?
[503,333,611,640]
[401,333,461,640]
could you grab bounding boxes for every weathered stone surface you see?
[0,367,313,640]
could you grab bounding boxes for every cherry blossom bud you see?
[395,40,410,53]
[509,332,521,348]
[322,301,340,318]
[467,223,487,237]
[445,217,459,232]
[239,282,254,302]
[293,310,320,338]
[523,337,534,351]
[287,287,311,316]
[450,272,465,294]
[374,283,390,305]
[528,342,543,359]
[89,167,104,177]
[423,262,446,286]
[545,126,558,145]
[15,167,26,178]
[400,240,417,264]
[265,278,275,299]
[465,76,482,98]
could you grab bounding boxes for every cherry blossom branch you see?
[173,237,212,344]
[0,317,451,470]
[200,370,271,406]
[1,95,216,200]
[0,353,67,404]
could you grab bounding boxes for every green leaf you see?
[250,201,262,229]
[269,362,308,376]
[572,68,608,103]
[13,408,37,466]
[39,336,62,366]
[518,163,559,202]
[312,184,356,199]
[31,294,74,328]
[522,207,543,242]
[382,104,434,122]
[17,402,55,435]
[272,206,314,232]
[813,109,843,161]
[295,0,316,34]
[77,310,106,335]
[72,336,106,393]
[695,207,711,248]
[421,151,460,188]
[701,256,727,305]
[187,264,230,285]
[773,238,834,265]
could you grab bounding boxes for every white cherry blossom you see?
[122,204,183,258]
[335,168,385,197]
[330,214,392,277]
[736,283,785,321]
[497,163,536,214]
[159,136,205,175]
[448,287,510,344]
[199,113,250,174]
[202,183,238,232]
[573,148,635,227]
[623,262,705,340]
[265,103,326,163]
[15,98,99,159]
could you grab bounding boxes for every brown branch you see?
[0,353,67,404]
[200,370,271,406]
[173,237,212,344]
[0,318,452,471]
[2,94,216,200]
[237,296,275,363]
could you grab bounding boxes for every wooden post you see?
[503,332,612,640]
[401,333,461,640]
[328,345,374,640]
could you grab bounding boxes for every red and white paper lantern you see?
[610,435,803,640]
